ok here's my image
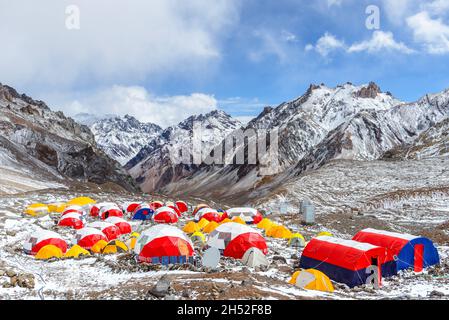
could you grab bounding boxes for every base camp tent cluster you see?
[23,197,441,293]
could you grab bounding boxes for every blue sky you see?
[1,0,449,126]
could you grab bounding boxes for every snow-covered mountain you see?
[0,83,136,192]
[127,82,448,204]
[90,115,162,165]
[125,110,242,192]
[292,87,449,177]
[72,113,116,127]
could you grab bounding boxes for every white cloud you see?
[423,0,449,14]
[382,0,417,25]
[306,33,346,57]
[61,86,218,127]
[348,31,414,54]
[327,0,344,7]
[407,11,449,54]
[0,0,239,89]
[308,31,414,57]
[249,30,297,63]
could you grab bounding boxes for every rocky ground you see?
[0,179,448,300]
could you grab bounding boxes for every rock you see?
[6,270,17,278]
[241,279,255,286]
[2,281,11,288]
[429,290,445,298]
[272,256,287,264]
[0,269,5,277]
[290,254,298,260]
[181,289,190,298]
[10,276,18,287]
[17,274,35,289]
[149,277,171,298]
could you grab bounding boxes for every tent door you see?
[414,244,424,272]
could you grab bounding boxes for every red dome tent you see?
[194,208,221,223]
[224,208,263,225]
[23,230,67,255]
[100,205,123,220]
[105,216,132,235]
[86,221,121,241]
[193,204,209,216]
[75,227,108,250]
[150,201,164,210]
[165,202,181,216]
[62,205,84,216]
[90,202,116,217]
[175,201,189,214]
[58,212,85,230]
[133,225,194,264]
[207,222,268,259]
[299,236,392,288]
[352,228,440,273]
[152,207,179,224]
[123,202,140,215]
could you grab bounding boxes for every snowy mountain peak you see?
[90,115,163,165]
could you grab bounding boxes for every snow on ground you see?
[0,184,448,300]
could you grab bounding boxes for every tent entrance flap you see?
[414,244,424,272]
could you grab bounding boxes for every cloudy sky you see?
[1,0,449,127]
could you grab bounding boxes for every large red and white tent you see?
[105,216,132,235]
[133,225,194,264]
[194,208,222,223]
[75,227,108,250]
[23,230,67,255]
[58,212,85,230]
[224,208,263,225]
[207,222,268,259]
[152,206,179,224]
[86,221,121,241]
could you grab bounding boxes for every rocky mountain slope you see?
[89,115,162,165]
[125,82,448,204]
[125,110,242,192]
[0,83,136,193]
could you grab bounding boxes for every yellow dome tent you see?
[35,245,63,260]
[232,217,246,225]
[102,240,128,254]
[25,203,49,217]
[289,269,334,293]
[183,221,199,234]
[197,218,210,230]
[257,218,274,231]
[288,233,306,247]
[267,225,292,239]
[91,240,108,254]
[191,231,206,244]
[64,245,91,259]
[317,231,333,237]
[203,221,219,233]
[48,202,66,213]
[67,197,96,207]
[125,232,140,251]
